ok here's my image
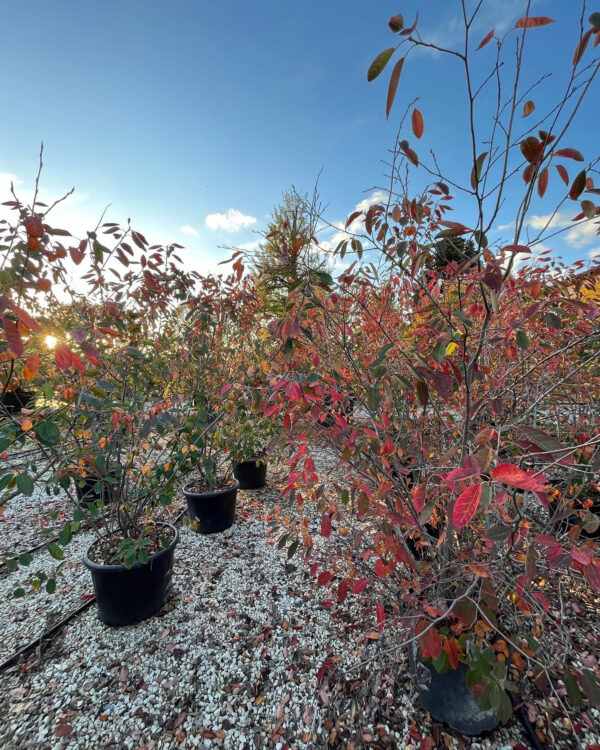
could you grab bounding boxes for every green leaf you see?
[287,539,299,559]
[431,341,446,364]
[18,552,33,567]
[46,578,56,594]
[516,329,529,349]
[58,524,73,546]
[86,502,99,518]
[278,532,290,550]
[367,47,395,82]
[13,587,26,598]
[543,311,561,330]
[48,543,64,560]
[16,472,34,496]
[590,12,600,28]
[35,420,61,446]
[564,671,583,706]
[581,669,600,707]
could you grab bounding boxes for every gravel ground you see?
[1,447,599,748]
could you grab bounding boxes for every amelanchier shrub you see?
[260,5,600,722]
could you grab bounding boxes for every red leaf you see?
[556,164,570,185]
[79,341,99,366]
[317,571,333,587]
[320,514,332,539]
[7,302,40,333]
[537,167,549,198]
[337,579,348,604]
[585,560,600,592]
[477,28,495,50]
[445,638,460,669]
[453,483,482,529]
[412,483,426,513]
[54,344,74,371]
[502,244,531,254]
[386,57,405,119]
[419,626,442,659]
[2,316,24,358]
[569,170,587,200]
[345,210,362,229]
[555,148,585,161]
[515,16,554,28]
[55,725,73,738]
[373,559,386,578]
[353,578,367,594]
[573,29,593,66]
[571,547,592,566]
[492,463,546,492]
[376,602,385,632]
[411,108,424,138]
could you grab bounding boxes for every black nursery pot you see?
[233,458,267,490]
[183,481,238,534]
[1,387,35,414]
[74,474,115,505]
[408,643,499,736]
[83,523,179,627]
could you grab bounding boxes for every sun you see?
[45,334,58,349]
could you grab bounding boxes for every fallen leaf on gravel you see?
[55,725,73,737]
[276,691,292,719]
[10,688,26,700]
[174,711,187,728]
[118,665,129,682]
[302,704,314,726]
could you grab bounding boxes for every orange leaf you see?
[21,417,33,431]
[522,100,535,117]
[476,29,495,50]
[515,16,554,28]
[411,108,424,138]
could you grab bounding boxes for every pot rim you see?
[83,521,179,572]
[235,456,268,465]
[183,480,239,499]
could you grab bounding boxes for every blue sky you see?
[2,0,599,273]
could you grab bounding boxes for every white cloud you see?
[588,247,600,259]
[319,190,389,257]
[205,208,257,232]
[566,220,599,248]
[180,224,199,238]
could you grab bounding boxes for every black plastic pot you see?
[74,474,115,505]
[233,458,267,490]
[83,523,178,627]
[183,481,238,534]
[0,387,35,414]
[408,643,499,736]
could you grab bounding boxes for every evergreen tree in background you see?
[251,191,332,317]
[425,236,477,274]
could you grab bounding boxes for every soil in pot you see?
[83,522,178,627]
[233,458,267,490]
[183,480,238,534]
[408,643,499,736]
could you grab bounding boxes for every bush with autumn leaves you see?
[256,6,600,724]
[0,174,261,576]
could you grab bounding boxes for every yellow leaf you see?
[446,342,457,355]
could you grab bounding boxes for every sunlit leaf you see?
[367,47,395,82]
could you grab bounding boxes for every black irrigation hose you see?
[511,696,549,750]
[0,507,188,673]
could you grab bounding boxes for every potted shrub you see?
[263,6,600,735]
[0,174,236,623]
